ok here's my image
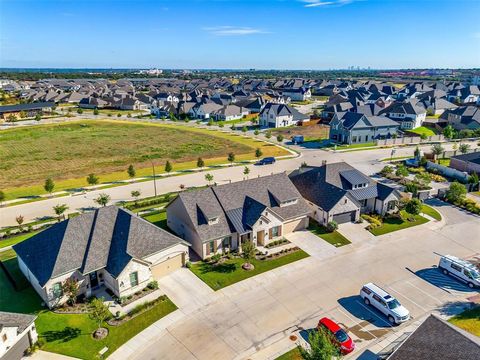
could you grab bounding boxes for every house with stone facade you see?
[13,206,189,309]
[166,173,311,259]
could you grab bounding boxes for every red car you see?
[318,317,355,354]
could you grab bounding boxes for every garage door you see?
[283,217,308,234]
[151,254,184,279]
[332,211,356,224]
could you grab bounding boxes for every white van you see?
[438,255,480,289]
[360,283,410,325]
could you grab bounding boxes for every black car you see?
[258,157,276,165]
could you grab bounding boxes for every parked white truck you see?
[438,255,480,288]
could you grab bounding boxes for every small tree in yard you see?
[380,166,394,176]
[254,129,260,136]
[227,152,235,166]
[53,204,69,221]
[131,190,141,205]
[468,172,479,192]
[241,240,256,270]
[298,328,339,360]
[77,108,83,114]
[326,221,338,233]
[0,190,5,207]
[431,144,444,162]
[93,108,99,115]
[86,173,99,187]
[243,166,250,179]
[197,157,205,168]
[276,134,284,143]
[44,178,55,196]
[127,164,136,180]
[443,125,455,139]
[405,198,422,217]
[35,113,42,121]
[265,130,272,139]
[205,173,214,185]
[459,143,471,154]
[446,182,467,204]
[62,278,79,306]
[255,148,263,159]
[94,193,111,207]
[164,160,173,173]
[89,297,111,332]
[420,133,428,141]
[242,126,248,133]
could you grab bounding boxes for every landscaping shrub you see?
[361,214,382,229]
[185,261,192,268]
[147,280,158,290]
[210,253,222,263]
[326,221,338,232]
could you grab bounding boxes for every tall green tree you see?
[459,143,471,154]
[243,166,250,178]
[405,198,422,216]
[445,182,467,204]
[197,157,205,168]
[62,278,79,306]
[255,148,263,159]
[88,298,111,331]
[241,241,256,268]
[44,178,55,196]
[443,125,455,139]
[298,328,339,360]
[94,193,111,207]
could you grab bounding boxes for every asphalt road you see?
[0,141,468,227]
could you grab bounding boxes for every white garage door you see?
[151,254,184,279]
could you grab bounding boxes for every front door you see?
[257,230,265,246]
[89,272,99,288]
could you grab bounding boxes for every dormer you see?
[339,169,371,190]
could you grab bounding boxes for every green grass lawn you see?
[142,210,170,231]
[190,250,309,291]
[438,158,451,166]
[0,251,177,359]
[0,231,38,249]
[322,141,376,150]
[1,120,288,200]
[0,248,17,261]
[449,306,480,338]
[407,126,438,137]
[307,221,351,247]
[369,211,429,236]
[421,204,442,221]
[276,347,302,360]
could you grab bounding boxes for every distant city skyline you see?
[1,0,479,69]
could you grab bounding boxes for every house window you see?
[387,200,397,211]
[52,282,63,298]
[222,236,231,248]
[209,240,215,253]
[129,272,139,287]
[271,226,281,237]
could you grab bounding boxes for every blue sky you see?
[0,0,479,69]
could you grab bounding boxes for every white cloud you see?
[302,0,353,8]
[203,26,269,36]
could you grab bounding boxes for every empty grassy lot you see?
[271,124,330,142]
[0,120,288,200]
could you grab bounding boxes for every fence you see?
[426,161,469,182]
[376,135,445,146]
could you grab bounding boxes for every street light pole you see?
[151,160,157,197]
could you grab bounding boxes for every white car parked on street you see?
[360,283,410,325]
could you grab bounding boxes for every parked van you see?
[360,283,410,325]
[438,255,480,288]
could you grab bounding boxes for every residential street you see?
[0,140,469,227]
[108,200,480,360]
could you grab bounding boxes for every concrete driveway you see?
[285,230,341,260]
[109,201,480,360]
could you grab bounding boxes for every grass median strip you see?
[190,250,309,291]
[421,204,442,221]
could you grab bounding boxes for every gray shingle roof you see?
[171,173,310,242]
[0,102,55,113]
[13,206,186,284]
[388,314,480,360]
[0,311,36,333]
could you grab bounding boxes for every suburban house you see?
[329,112,399,145]
[380,101,427,130]
[386,314,480,360]
[440,106,480,130]
[13,206,189,308]
[0,312,37,360]
[259,102,309,128]
[214,104,249,121]
[281,87,312,101]
[0,102,55,121]
[290,162,402,225]
[166,173,311,259]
